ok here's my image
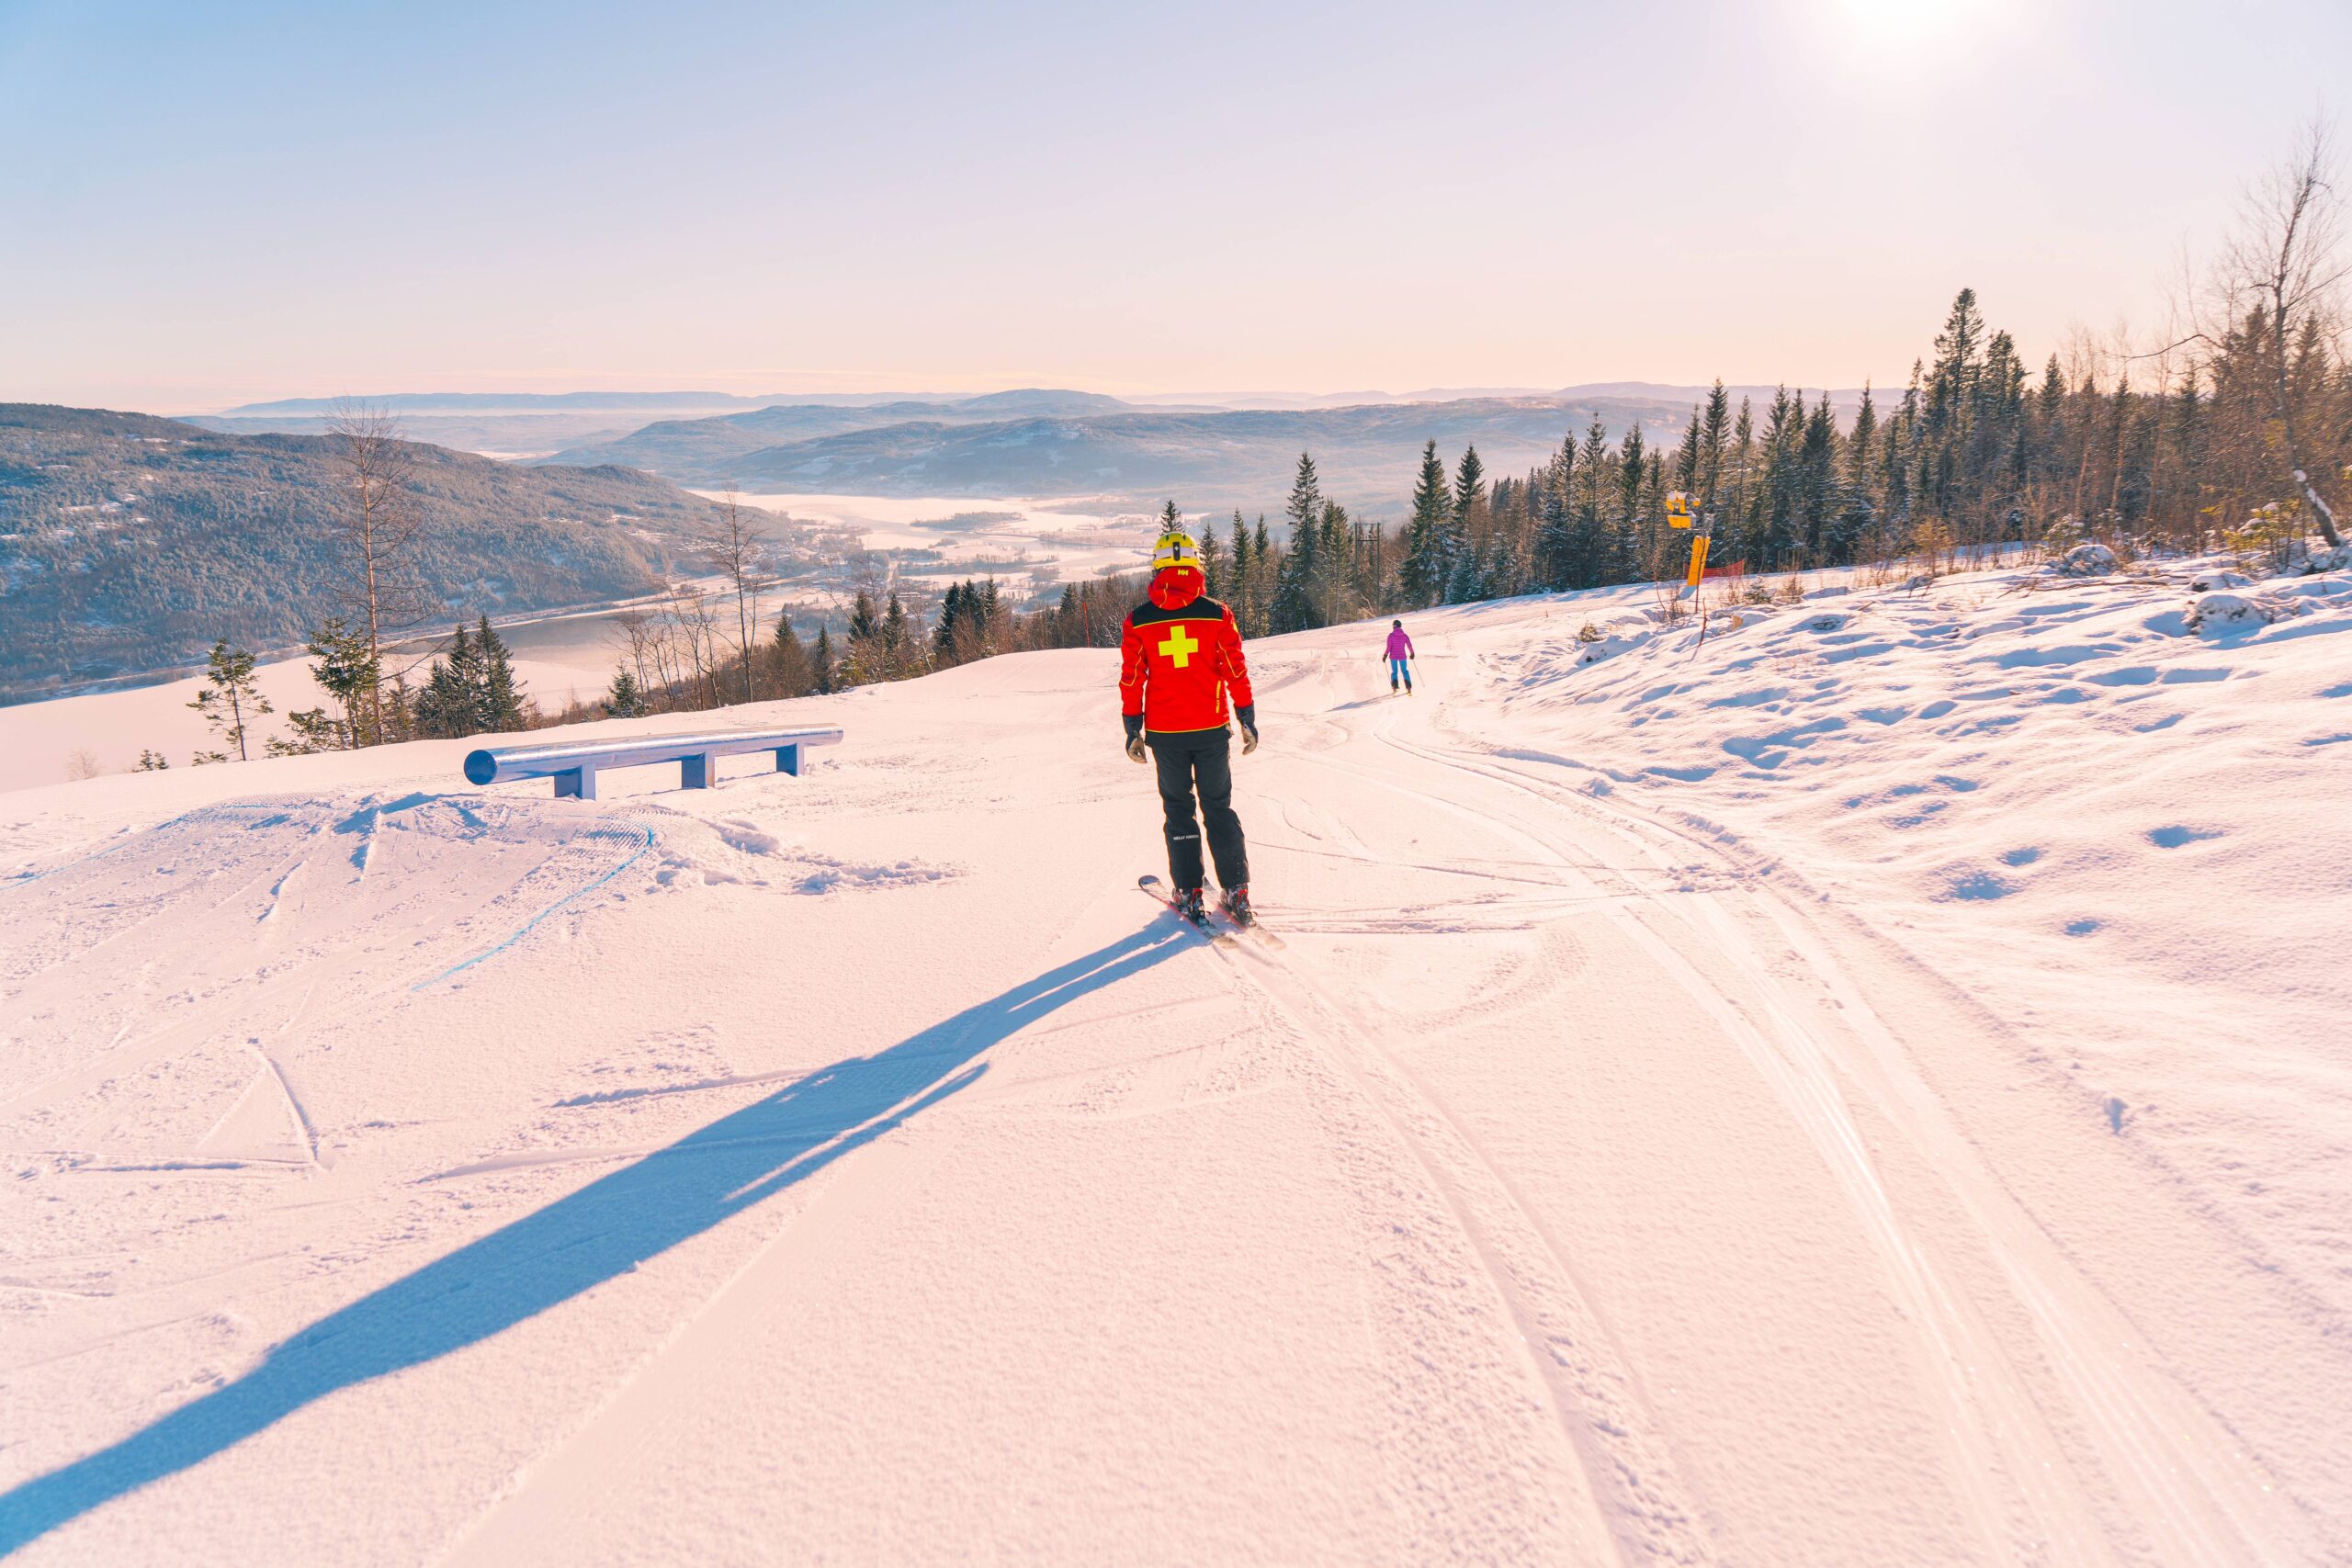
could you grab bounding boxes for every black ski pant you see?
[1148,727,1249,892]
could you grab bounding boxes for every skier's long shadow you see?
[0,923,1191,1554]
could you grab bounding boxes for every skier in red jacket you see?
[1120,527,1257,926]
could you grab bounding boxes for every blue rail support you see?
[462,727,843,800]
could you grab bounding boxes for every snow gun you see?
[1666,490,1713,600]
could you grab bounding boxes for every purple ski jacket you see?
[1384,627,1414,659]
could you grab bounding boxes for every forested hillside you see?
[0,407,774,701]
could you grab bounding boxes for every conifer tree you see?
[605,668,647,718]
[1314,500,1352,625]
[1535,474,1574,591]
[1284,453,1323,536]
[1228,520,1254,629]
[978,578,1002,652]
[881,592,911,678]
[1847,383,1879,497]
[1673,412,1702,492]
[477,614,525,731]
[1615,425,1647,580]
[413,622,481,739]
[1442,542,1484,604]
[1696,380,1731,509]
[1727,396,1756,530]
[300,616,377,750]
[187,640,272,762]
[1402,439,1452,605]
[1268,515,1318,633]
[810,626,838,693]
[1269,456,1325,633]
[1250,516,1273,634]
[846,591,879,644]
[1453,445,1487,522]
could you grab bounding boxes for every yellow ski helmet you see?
[1151,530,1201,571]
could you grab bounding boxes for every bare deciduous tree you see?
[703,488,765,704]
[323,400,432,741]
[2221,117,2347,546]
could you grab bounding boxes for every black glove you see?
[1236,705,1260,756]
[1123,711,1147,763]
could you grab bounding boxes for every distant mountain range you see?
[187,388,1148,459]
[509,382,1892,510]
[537,392,1735,510]
[0,405,770,702]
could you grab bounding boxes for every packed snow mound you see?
[2,568,2348,1565]
[2046,540,2118,575]
[2186,588,2283,634]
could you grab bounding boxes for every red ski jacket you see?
[1119,567,1254,734]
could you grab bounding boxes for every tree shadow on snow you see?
[0,923,1191,1554]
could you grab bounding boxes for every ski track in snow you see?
[1,553,2347,1564]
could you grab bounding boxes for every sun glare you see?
[1833,0,1981,51]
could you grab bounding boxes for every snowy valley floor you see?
[2,558,2349,1565]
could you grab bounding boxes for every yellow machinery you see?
[1665,491,1713,598]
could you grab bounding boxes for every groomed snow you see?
[2,556,2347,1564]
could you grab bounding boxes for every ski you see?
[1216,895,1287,949]
[1137,875,1238,948]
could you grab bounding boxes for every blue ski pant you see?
[1389,657,1412,688]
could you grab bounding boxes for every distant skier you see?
[1121,527,1258,927]
[1384,619,1415,694]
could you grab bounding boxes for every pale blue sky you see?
[3,0,2346,410]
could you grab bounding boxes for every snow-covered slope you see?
[2,557,2347,1565]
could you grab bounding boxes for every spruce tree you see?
[771,611,812,697]
[1284,452,1323,537]
[1315,500,1352,625]
[811,626,838,693]
[1535,477,1574,592]
[1269,456,1324,633]
[1572,417,1610,587]
[843,591,880,684]
[300,616,377,750]
[1795,397,1839,560]
[478,614,525,731]
[413,623,480,739]
[605,668,647,718]
[1847,383,1879,497]
[1250,516,1273,635]
[187,640,272,762]
[1442,542,1484,604]
[1673,412,1702,492]
[1228,521,1254,627]
[1452,445,1487,522]
[1402,439,1452,606]
[1614,426,1647,581]
[881,592,911,678]
[1696,380,1731,509]
[933,582,967,663]
[1268,514,1317,633]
